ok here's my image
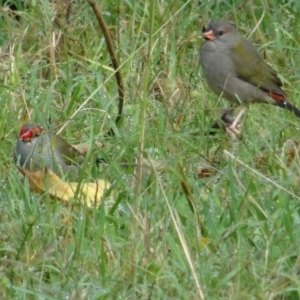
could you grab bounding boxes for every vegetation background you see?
[1,0,300,298]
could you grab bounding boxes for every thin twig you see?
[87,0,125,136]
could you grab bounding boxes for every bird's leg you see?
[226,108,245,140]
[207,107,236,135]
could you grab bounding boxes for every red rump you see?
[268,91,285,102]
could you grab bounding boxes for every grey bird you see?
[13,124,83,179]
[200,19,300,119]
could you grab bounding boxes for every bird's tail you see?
[266,90,300,119]
[276,100,300,119]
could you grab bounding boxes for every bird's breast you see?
[200,46,235,94]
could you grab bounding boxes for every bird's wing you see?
[231,38,285,96]
[51,135,83,165]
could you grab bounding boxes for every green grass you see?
[2,0,300,298]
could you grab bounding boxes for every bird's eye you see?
[32,127,43,137]
[218,30,224,36]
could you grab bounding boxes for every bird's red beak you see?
[20,130,32,140]
[202,30,215,41]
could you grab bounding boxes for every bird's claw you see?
[226,109,245,140]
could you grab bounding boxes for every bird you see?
[13,124,84,179]
[199,19,300,124]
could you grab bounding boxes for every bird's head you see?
[19,124,43,142]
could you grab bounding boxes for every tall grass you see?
[1,0,300,298]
